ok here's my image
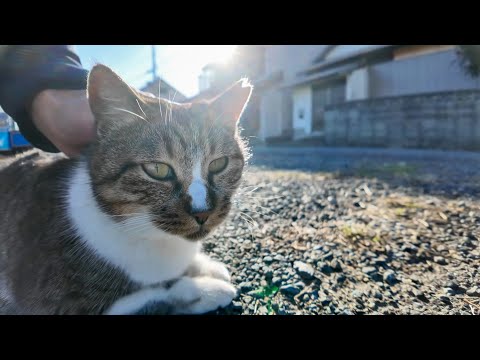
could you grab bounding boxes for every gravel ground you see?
[1,146,479,315]
[208,146,480,315]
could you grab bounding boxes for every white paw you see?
[190,253,231,282]
[205,261,231,282]
[169,277,237,315]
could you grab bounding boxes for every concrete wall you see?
[324,90,480,151]
[370,49,480,98]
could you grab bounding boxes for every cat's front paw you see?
[203,260,231,282]
[187,253,231,282]
[169,276,237,315]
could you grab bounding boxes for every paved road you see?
[248,146,480,198]
[250,145,480,171]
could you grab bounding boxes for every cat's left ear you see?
[87,64,146,137]
[208,79,253,131]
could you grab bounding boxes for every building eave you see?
[299,45,399,76]
[283,62,360,89]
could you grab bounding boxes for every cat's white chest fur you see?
[67,162,200,285]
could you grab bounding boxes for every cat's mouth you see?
[184,227,211,241]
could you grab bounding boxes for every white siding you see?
[292,86,313,137]
[259,90,283,140]
[347,67,370,101]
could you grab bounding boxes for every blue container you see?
[10,130,31,149]
[0,128,11,151]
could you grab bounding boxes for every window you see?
[312,79,346,131]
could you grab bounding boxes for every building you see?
[255,45,480,150]
[189,45,267,138]
[141,77,187,103]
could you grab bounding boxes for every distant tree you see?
[456,45,480,77]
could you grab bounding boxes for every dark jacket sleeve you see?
[0,45,89,152]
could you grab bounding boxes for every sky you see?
[75,45,237,98]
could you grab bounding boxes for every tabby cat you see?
[0,64,252,315]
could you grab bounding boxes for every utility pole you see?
[149,45,159,82]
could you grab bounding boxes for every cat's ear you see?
[87,64,145,136]
[208,79,253,131]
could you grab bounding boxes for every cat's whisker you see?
[117,217,152,226]
[169,101,174,124]
[109,213,150,217]
[114,222,153,233]
[239,211,259,228]
[238,213,253,228]
[238,213,257,240]
[100,96,123,103]
[135,99,148,121]
[111,215,152,226]
[115,214,151,222]
[236,194,286,202]
[115,216,175,231]
[166,91,175,124]
[158,76,164,119]
[237,184,265,192]
[237,187,261,196]
[240,219,256,239]
[214,111,226,123]
[250,204,280,217]
[240,208,272,220]
[112,107,148,122]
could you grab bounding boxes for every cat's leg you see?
[105,287,171,315]
[168,276,237,315]
[105,276,236,315]
[185,253,231,282]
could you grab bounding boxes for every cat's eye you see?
[142,163,175,180]
[208,157,228,174]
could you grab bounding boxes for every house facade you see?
[255,45,480,150]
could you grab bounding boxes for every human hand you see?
[31,89,96,157]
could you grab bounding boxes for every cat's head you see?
[85,64,252,241]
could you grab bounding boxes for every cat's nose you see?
[191,210,212,225]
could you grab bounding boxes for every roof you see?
[300,45,397,76]
[283,62,359,89]
[141,77,187,102]
[274,45,404,89]
[313,45,336,63]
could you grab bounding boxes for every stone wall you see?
[324,90,480,151]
